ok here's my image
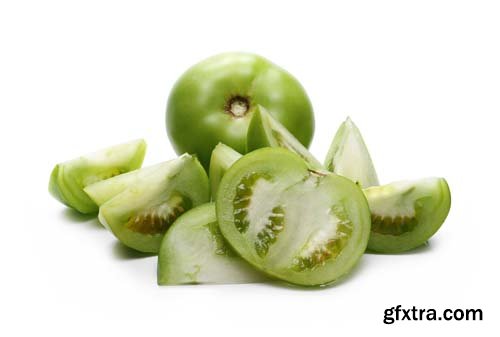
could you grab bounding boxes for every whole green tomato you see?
[166,52,314,168]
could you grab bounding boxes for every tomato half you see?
[216,148,371,286]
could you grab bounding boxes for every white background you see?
[1,0,499,335]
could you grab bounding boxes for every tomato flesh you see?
[158,203,266,285]
[216,148,371,286]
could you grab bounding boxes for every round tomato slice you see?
[216,148,371,286]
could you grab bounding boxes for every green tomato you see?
[166,52,314,169]
[324,117,379,188]
[98,154,209,253]
[158,203,266,285]
[247,105,323,170]
[216,148,371,286]
[364,177,451,253]
[49,139,147,214]
[209,143,242,200]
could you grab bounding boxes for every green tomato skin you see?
[49,139,147,214]
[166,52,314,169]
[209,143,242,200]
[247,105,323,170]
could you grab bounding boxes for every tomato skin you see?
[49,139,147,214]
[166,52,314,168]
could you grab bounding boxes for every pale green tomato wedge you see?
[49,139,147,214]
[85,160,182,207]
[364,177,451,253]
[247,105,323,169]
[98,154,209,253]
[158,203,266,285]
[216,148,371,286]
[324,117,378,188]
[209,143,242,200]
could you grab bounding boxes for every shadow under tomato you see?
[365,241,435,256]
[61,208,104,230]
[112,241,156,260]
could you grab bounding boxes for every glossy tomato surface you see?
[166,52,314,168]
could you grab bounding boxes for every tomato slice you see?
[209,143,242,200]
[85,156,190,207]
[98,154,209,253]
[247,105,322,169]
[158,203,266,285]
[49,139,147,214]
[216,148,371,286]
[364,178,451,253]
[324,117,379,188]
